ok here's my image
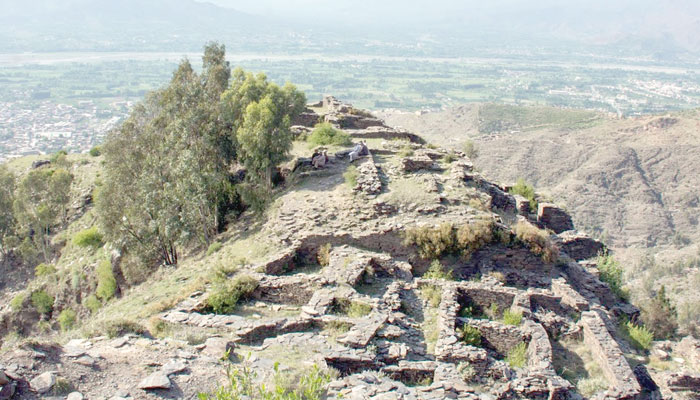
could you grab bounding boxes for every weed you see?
[31,290,54,315]
[506,342,528,368]
[509,178,537,212]
[73,226,103,248]
[514,220,558,263]
[456,218,495,257]
[206,241,223,256]
[403,223,454,259]
[398,144,414,157]
[457,362,477,382]
[423,260,454,280]
[596,250,629,300]
[52,378,74,396]
[89,146,101,157]
[206,275,259,314]
[58,308,77,331]
[317,243,332,267]
[419,285,442,308]
[462,140,479,160]
[457,325,481,347]
[323,320,352,342]
[35,263,57,277]
[100,319,146,338]
[344,165,358,188]
[330,298,372,318]
[443,152,457,163]
[10,292,27,312]
[623,321,653,351]
[96,259,117,301]
[83,294,101,314]
[502,309,523,326]
[485,303,500,320]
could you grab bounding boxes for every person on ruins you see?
[359,140,369,156]
[349,142,363,162]
[312,150,329,168]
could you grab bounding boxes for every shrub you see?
[641,286,677,339]
[10,292,27,311]
[509,178,537,212]
[457,362,477,382]
[206,275,259,314]
[506,342,528,368]
[73,226,103,248]
[463,140,479,160]
[420,285,442,308]
[343,165,358,188]
[83,294,101,314]
[443,152,457,163]
[458,325,481,346]
[101,319,146,338]
[403,223,454,259]
[31,290,54,315]
[206,241,223,256]
[596,251,628,300]
[514,221,558,263]
[52,378,75,396]
[89,146,101,157]
[317,243,332,267]
[456,219,495,257]
[423,260,454,280]
[58,308,77,331]
[502,309,523,326]
[624,321,653,350]
[398,144,414,157]
[96,259,117,301]
[307,122,351,146]
[35,263,57,277]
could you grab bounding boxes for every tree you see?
[641,285,677,339]
[0,165,17,256]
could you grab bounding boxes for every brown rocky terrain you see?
[1,98,699,399]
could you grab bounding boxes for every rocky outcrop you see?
[537,203,574,233]
[555,230,605,261]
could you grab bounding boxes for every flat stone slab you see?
[138,372,171,390]
[337,313,388,348]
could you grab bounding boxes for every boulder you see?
[202,337,236,359]
[537,203,574,233]
[162,360,188,376]
[29,371,55,394]
[138,372,171,390]
[555,231,605,261]
[66,392,85,400]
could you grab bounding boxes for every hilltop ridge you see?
[1,96,698,399]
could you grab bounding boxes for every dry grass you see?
[514,220,558,263]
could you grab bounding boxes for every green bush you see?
[514,221,559,263]
[83,294,101,314]
[73,226,104,248]
[405,220,497,260]
[10,292,27,311]
[398,144,414,157]
[207,241,223,256]
[89,146,102,157]
[58,308,77,331]
[624,321,653,350]
[506,342,528,368]
[502,309,523,326]
[31,290,54,315]
[331,298,372,318]
[641,286,677,339]
[206,275,259,314]
[443,152,457,163]
[458,325,482,346]
[96,259,117,301]
[596,251,628,300]
[509,178,537,212]
[307,122,351,146]
[423,260,454,280]
[35,263,57,277]
[343,165,358,188]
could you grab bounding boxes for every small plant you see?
[398,144,414,157]
[206,275,259,314]
[317,243,332,267]
[486,271,506,283]
[459,305,475,318]
[52,378,75,395]
[457,362,477,382]
[206,241,223,256]
[402,223,455,259]
[343,165,358,188]
[624,321,653,350]
[89,146,102,157]
[31,290,54,315]
[323,320,352,342]
[596,250,628,300]
[34,263,57,277]
[641,285,677,339]
[10,292,27,311]
[509,178,537,212]
[330,298,372,318]
[423,260,454,280]
[514,220,559,263]
[462,140,479,160]
[73,226,103,248]
[96,259,117,301]
[420,284,442,308]
[307,122,351,146]
[502,309,523,326]
[443,152,457,163]
[58,308,77,331]
[83,294,101,314]
[506,342,528,368]
[458,324,481,347]
[456,218,496,257]
[101,319,146,338]
[485,303,500,320]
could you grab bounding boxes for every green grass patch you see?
[10,292,27,312]
[96,259,117,301]
[331,298,372,318]
[506,342,528,368]
[58,308,77,331]
[502,309,523,326]
[597,251,629,300]
[73,226,103,248]
[419,284,442,308]
[457,324,482,347]
[35,263,57,277]
[623,321,654,351]
[31,290,54,315]
[83,294,101,314]
[343,165,358,188]
[423,260,454,280]
[206,241,223,256]
[206,274,259,314]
